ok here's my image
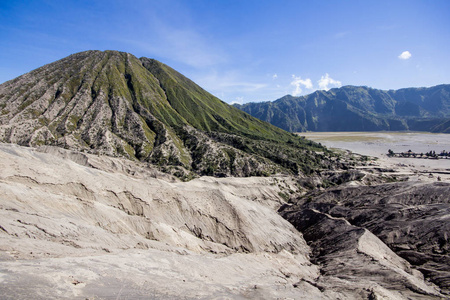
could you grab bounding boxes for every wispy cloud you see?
[334,31,349,39]
[272,73,278,79]
[160,28,228,67]
[317,73,342,90]
[126,30,227,68]
[290,75,313,96]
[398,51,412,60]
[118,13,228,69]
[214,79,267,91]
[196,70,267,95]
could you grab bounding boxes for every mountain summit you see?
[0,50,330,177]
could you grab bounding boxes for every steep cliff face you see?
[0,50,331,177]
[236,85,450,132]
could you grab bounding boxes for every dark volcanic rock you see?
[280,181,450,296]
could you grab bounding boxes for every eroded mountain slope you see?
[0,50,331,177]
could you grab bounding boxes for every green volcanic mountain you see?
[235,85,450,132]
[0,50,331,177]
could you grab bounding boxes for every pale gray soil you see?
[0,143,322,299]
[0,142,447,299]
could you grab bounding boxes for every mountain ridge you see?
[235,84,450,132]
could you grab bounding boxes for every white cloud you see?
[272,74,278,79]
[290,75,313,96]
[230,97,244,105]
[317,73,342,91]
[398,51,412,60]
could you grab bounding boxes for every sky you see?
[1,0,449,104]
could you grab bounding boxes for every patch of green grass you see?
[166,127,191,167]
[38,117,49,126]
[18,99,34,111]
[278,191,290,201]
[123,141,136,158]
[67,115,81,132]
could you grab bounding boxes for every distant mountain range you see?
[235,85,450,133]
[0,50,333,177]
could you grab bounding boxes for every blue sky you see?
[1,0,449,104]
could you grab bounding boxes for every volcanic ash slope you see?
[0,143,445,299]
[0,142,322,299]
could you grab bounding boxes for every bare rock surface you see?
[1,143,446,299]
[0,143,321,299]
[280,181,450,296]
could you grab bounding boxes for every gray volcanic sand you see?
[0,143,322,299]
[0,141,446,299]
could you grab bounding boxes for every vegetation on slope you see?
[0,50,335,178]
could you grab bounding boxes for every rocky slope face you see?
[0,50,331,177]
[280,180,450,296]
[0,143,446,299]
[431,118,450,133]
[235,85,450,132]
